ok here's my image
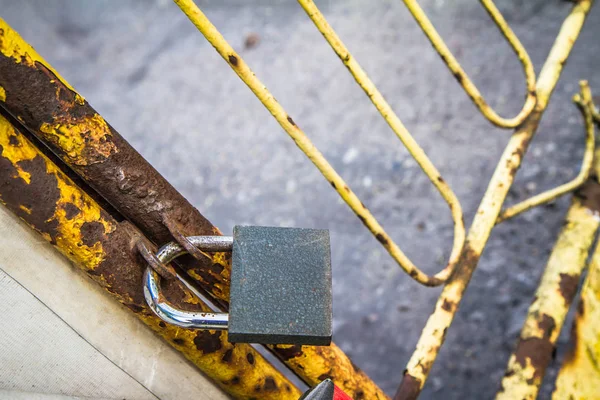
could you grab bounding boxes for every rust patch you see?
[375,233,389,246]
[513,337,554,382]
[273,344,303,360]
[172,338,185,346]
[228,54,239,66]
[264,377,278,391]
[318,373,332,381]
[193,330,223,354]
[62,202,80,219]
[0,153,60,240]
[575,178,600,212]
[286,116,296,126]
[452,71,464,85]
[222,348,233,363]
[394,373,422,400]
[441,299,455,313]
[80,221,105,247]
[246,352,255,365]
[558,273,580,304]
[538,314,557,340]
[8,135,18,146]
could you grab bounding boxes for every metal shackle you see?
[143,236,233,331]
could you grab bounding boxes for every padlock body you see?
[229,226,332,345]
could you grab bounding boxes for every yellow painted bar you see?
[402,0,536,128]
[497,81,596,223]
[496,197,599,399]
[553,234,600,399]
[0,114,301,399]
[395,1,594,398]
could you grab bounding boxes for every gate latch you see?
[143,226,332,345]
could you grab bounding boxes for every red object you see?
[333,385,353,400]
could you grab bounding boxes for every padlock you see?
[143,226,332,345]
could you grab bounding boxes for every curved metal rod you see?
[173,0,466,287]
[143,236,232,330]
[496,81,596,224]
[402,0,537,128]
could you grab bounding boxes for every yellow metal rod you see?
[552,230,600,399]
[496,81,596,223]
[173,0,465,287]
[496,195,600,399]
[395,1,593,398]
[402,0,536,128]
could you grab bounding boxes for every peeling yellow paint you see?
[0,85,5,102]
[497,197,599,400]
[553,237,600,399]
[0,113,300,399]
[0,120,37,183]
[0,18,81,98]
[39,113,117,166]
[0,117,112,270]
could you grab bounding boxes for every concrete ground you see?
[1,0,599,398]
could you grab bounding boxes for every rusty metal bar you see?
[0,113,301,399]
[0,17,387,397]
[552,228,600,399]
[394,1,594,398]
[0,16,228,306]
[495,83,599,399]
[496,191,599,398]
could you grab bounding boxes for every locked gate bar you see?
[553,226,600,399]
[496,81,597,223]
[0,18,387,399]
[396,2,594,398]
[174,0,465,287]
[496,91,600,398]
[402,0,536,128]
[0,114,301,400]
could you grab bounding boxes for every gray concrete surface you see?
[1,0,599,398]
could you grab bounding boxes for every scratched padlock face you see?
[228,226,332,345]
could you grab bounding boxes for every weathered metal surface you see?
[229,226,332,345]
[395,1,594,398]
[552,230,600,399]
[495,83,599,400]
[0,17,227,305]
[0,114,301,399]
[496,81,597,223]
[0,17,385,397]
[173,0,464,288]
[496,196,599,399]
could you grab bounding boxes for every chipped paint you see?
[496,197,599,400]
[0,16,384,395]
[0,85,5,102]
[395,1,594,397]
[272,343,388,399]
[39,113,117,166]
[553,235,600,399]
[0,114,300,400]
[0,19,81,99]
